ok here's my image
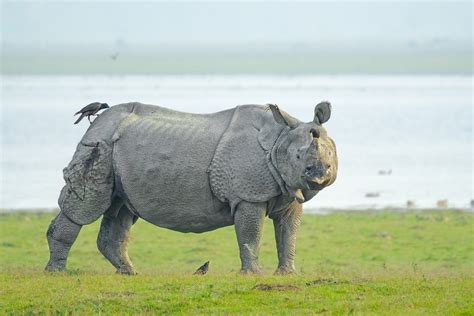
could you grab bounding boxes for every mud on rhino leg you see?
[97,205,138,275]
[45,211,82,272]
[234,201,266,274]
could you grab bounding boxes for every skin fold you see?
[45,101,338,275]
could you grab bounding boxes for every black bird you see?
[74,102,109,124]
[193,261,209,275]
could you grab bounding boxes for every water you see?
[1,75,472,211]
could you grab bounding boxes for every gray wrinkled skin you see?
[45,101,338,275]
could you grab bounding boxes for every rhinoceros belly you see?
[113,106,234,233]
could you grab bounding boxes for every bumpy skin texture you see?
[271,201,302,274]
[234,201,267,273]
[208,106,283,212]
[45,212,82,271]
[58,140,114,225]
[45,102,337,274]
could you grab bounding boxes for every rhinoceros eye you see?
[310,128,320,138]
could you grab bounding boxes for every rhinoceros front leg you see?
[234,201,266,274]
[97,205,138,275]
[271,201,302,275]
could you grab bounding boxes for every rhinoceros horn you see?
[314,101,332,125]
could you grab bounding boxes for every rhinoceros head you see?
[269,101,338,203]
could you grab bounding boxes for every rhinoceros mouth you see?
[306,177,330,190]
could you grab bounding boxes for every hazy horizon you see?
[1,1,472,74]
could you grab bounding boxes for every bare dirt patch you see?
[253,284,300,291]
[305,278,349,286]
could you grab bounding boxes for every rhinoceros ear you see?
[266,104,298,128]
[314,101,332,125]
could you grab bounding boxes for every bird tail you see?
[74,113,85,124]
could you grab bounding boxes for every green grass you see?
[0,210,473,314]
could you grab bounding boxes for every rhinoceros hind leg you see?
[45,211,82,272]
[97,205,138,275]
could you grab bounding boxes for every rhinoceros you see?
[45,101,337,274]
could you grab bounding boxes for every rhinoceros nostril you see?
[304,166,314,177]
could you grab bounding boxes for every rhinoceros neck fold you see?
[268,127,291,197]
[207,105,282,211]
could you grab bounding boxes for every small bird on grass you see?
[193,261,209,275]
[74,102,109,124]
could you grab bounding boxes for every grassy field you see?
[0,210,472,314]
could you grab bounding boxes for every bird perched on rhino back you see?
[74,102,109,124]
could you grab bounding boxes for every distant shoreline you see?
[3,50,471,75]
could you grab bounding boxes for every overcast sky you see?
[2,1,472,49]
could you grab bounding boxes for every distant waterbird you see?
[193,261,210,275]
[365,192,380,198]
[74,102,109,124]
[110,52,119,61]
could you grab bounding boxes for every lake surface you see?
[1,75,472,211]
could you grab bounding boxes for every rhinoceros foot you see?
[116,266,138,275]
[44,260,67,272]
[239,268,261,275]
[274,266,297,275]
